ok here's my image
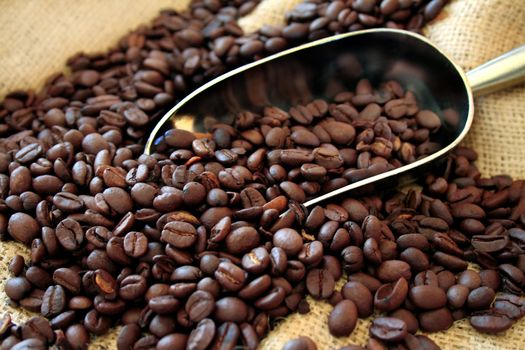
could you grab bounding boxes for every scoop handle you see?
[466,44,525,96]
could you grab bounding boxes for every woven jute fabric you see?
[1,0,525,349]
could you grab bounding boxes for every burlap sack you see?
[1,0,524,349]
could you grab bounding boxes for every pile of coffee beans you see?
[278,146,525,349]
[9,0,517,349]
[153,78,442,203]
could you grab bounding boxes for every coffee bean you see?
[161,221,197,248]
[21,316,55,343]
[123,231,148,257]
[5,277,32,301]
[409,285,447,309]
[186,290,215,322]
[242,247,270,274]
[341,281,373,317]
[226,226,260,255]
[117,324,141,350]
[467,286,495,309]
[377,260,411,282]
[374,277,408,312]
[215,261,246,292]
[211,322,240,349]
[187,318,216,350]
[8,255,25,276]
[214,297,248,323]
[328,299,358,337]
[446,284,470,309]
[418,308,453,332]
[157,333,188,350]
[273,228,303,256]
[56,218,84,251]
[370,317,408,342]
[306,269,335,299]
[41,285,66,317]
[8,212,40,244]
[470,314,514,334]
[66,324,90,350]
[53,268,81,294]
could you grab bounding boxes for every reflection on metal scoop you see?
[144,28,525,207]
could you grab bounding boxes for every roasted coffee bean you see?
[119,275,147,300]
[342,281,373,317]
[242,247,271,274]
[21,316,55,343]
[306,268,335,299]
[328,299,358,337]
[470,314,514,334]
[41,285,66,317]
[214,297,249,323]
[467,286,495,309]
[55,218,84,251]
[8,254,25,276]
[187,318,215,350]
[53,268,81,294]
[161,221,197,248]
[418,308,454,332]
[117,324,141,350]
[123,231,148,257]
[377,260,411,282]
[215,261,246,292]
[370,317,408,342]
[11,339,46,350]
[186,291,215,322]
[8,212,40,244]
[226,226,260,255]
[447,284,470,309]
[211,322,241,349]
[5,277,32,301]
[374,278,408,312]
[273,228,303,256]
[66,324,90,350]
[408,283,447,310]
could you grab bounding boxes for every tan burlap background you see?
[1,0,524,349]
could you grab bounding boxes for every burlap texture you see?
[1,0,525,349]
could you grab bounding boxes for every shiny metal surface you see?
[467,44,525,96]
[144,28,524,207]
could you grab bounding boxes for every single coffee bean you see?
[41,285,66,317]
[409,285,447,309]
[187,318,216,350]
[374,277,408,312]
[328,299,358,337]
[5,277,32,301]
[215,261,246,292]
[470,314,514,334]
[306,268,335,299]
[342,281,373,317]
[369,317,408,342]
[161,221,197,248]
[467,286,495,309]
[9,255,25,276]
[186,290,215,322]
[418,307,454,332]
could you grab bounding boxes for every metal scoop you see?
[144,28,525,208]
